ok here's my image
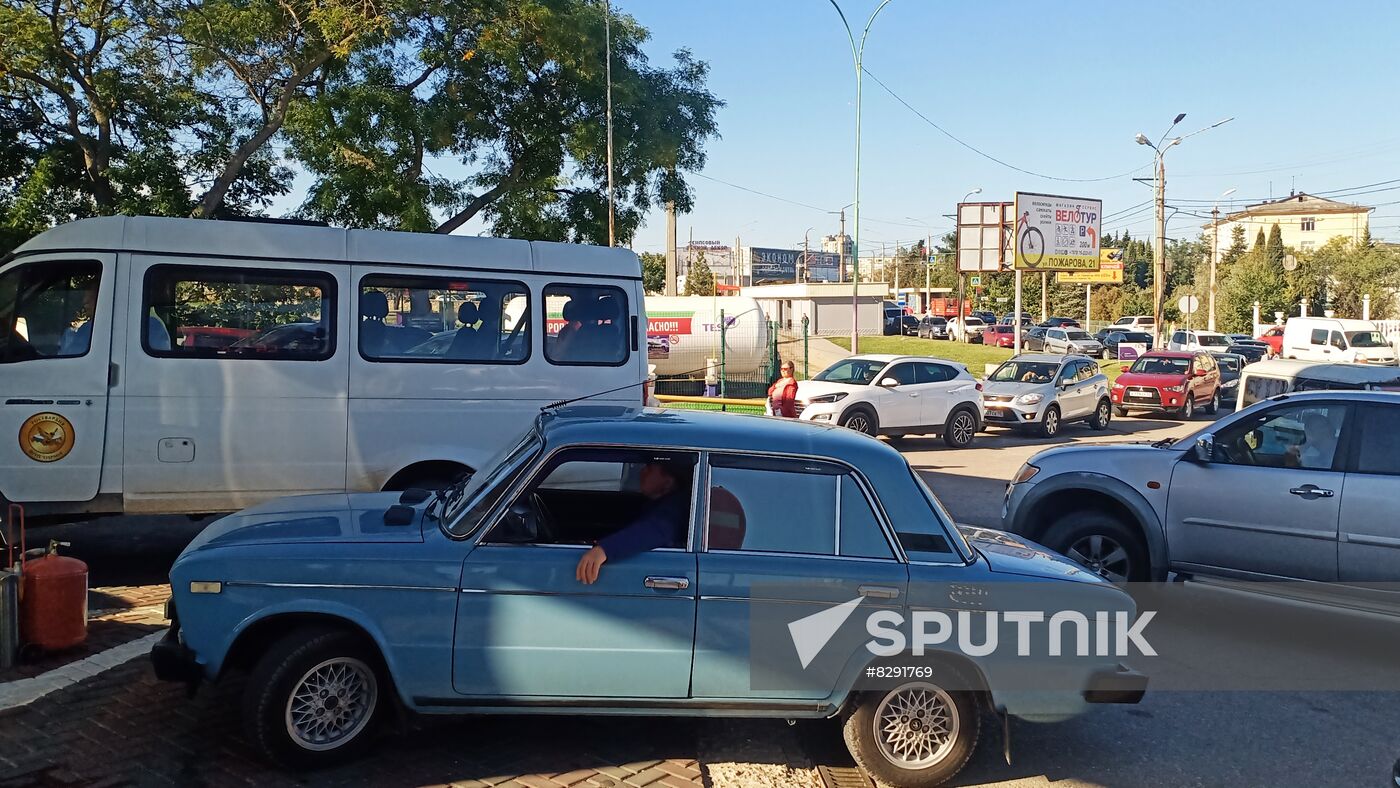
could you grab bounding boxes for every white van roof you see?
[9,216,641,279]
[1244,358,1400,385]
[1284,316,1379,331]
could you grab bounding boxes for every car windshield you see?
[1066,330,1092,341]
[929,317,946,325]
[1123,332,1152,342]
[1347,330,1388,347]
[1196,334,1230,347]
[814,358,888,385]
[1130,357,1190,375]
[444,428,543,534]
[965,318,984,326]
[989,361,1058,384]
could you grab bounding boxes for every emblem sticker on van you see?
[19,412,75,463]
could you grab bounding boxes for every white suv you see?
[796,355,984,447]
[1167,329,1232,353]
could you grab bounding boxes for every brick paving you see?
[0,583,711,787]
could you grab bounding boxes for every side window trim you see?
[141,263,338,361]
[356,272,531,365]
[543,283,630,367]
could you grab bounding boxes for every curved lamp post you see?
[827,0,895,353]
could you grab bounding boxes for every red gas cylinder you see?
[19,543,88,651]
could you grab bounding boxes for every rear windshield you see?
[1066,330,1091,340]
[1130,357,1189,375]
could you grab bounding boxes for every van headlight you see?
[805,392,848,404]
[1016,393,1044,405]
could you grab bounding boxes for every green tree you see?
[640,251,665,294]
[1310,237,1400,320]
[1254,227,1266,251]
[1218,248,1287,333]
[683,253,714,296]
[1220,224,1248,267]
[1264,222,1284,266]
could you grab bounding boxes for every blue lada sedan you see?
[153,406,1145,786]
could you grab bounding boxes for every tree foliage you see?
[683,253,714,296]
[640,251,665,294]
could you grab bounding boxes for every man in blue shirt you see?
[575,461,689,584]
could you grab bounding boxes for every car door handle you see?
[644,576,690,590]
[1289,485,1334,499]
[858,584,900,600]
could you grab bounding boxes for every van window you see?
[1310,329,1328,346]
[144,265,335,360]
[1241,374,1290,407]
[1329,331,1347,350]
[0,260,102,363]
[359,275,529,364]
[545,285,629,366]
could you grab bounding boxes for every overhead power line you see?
[862,67,1149,184]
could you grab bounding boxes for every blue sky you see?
[607,0,1400,255]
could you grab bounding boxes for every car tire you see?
[843,675,981,788]
[1088,398,1112,430]
[244,627,385,769]
[942,408,978,449]
[1042,512,1149,583]
[1114,405,1128,418]
[1205,389,1220,415]
[840,407,879,437]
[1039,405,1061,438]
[1179,397,1195,420]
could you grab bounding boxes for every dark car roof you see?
[537,406,910,473]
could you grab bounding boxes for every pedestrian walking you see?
[767,359,798,417]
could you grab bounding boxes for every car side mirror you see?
[1194,435,1214,463]
[878,377,900,388]
[1120,365,1130,374]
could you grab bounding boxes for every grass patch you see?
[662,401,766,415]
[827,336,1128,382]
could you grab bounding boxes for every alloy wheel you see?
[873,682,960,769]
[1066,534,1132,582]
[950,413,975,446]
[284,657,378,751]
[845,413,874,435]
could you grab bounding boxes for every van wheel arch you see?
[382,461,472,492]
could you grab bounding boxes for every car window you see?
[1171,331,1185,344]
[1329,331,1347,350]
[0,260,102,362]
[1066,330,1091,341]
[706,455,839,555]
[544,284,629,365]
[1310,329,1328,346]
[916,362,955,383]
[1212,403,1347,471]
[1355,406,1400,476]
[360,274,529,363]
[1048,329,1065,340]
[144,265,334,360]
[814,358,887,385]
[486,447,697,547]
[1241,374,1290,407]
[1077,361,1098,382]
[882,363,917,386]
[839,475,894,559]
[989,361,1057,383]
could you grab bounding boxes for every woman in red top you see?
[768,360,798,417]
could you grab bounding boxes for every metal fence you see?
[650,316,820,400]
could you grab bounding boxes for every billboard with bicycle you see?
[1012,192,1102,271]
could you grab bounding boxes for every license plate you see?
[1129,391,1153,398]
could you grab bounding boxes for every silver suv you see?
[981,354,1112,437]
[1042,327,1104,358]
[1002,390,1400,584]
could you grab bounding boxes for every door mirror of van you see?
[1194,435,1214,463]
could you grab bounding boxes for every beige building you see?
[1205,193,1371,257]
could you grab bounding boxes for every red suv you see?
[1110,351,1221,418]
[983,324,1017,348]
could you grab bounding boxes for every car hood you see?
[1116,372,1188,387]
[958,525,1104,584]
[981,381,1048,397]
[182,492,427,554]
[797,379,869,399]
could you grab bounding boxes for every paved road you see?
[17,409,1400,787]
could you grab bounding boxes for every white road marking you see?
[0,631,165,712]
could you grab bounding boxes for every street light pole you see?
[1135,115,1233,346]
[1208,187,1236,332]
[604,0,615,246]
[827,0,895,354]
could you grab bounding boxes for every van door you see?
[121,258,349,513]
[0,255,116,503]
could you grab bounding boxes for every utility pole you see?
[664,187,677,296]
[802,234,809,284]
[838,209,847,283]
[1040,271,1048,321]
[1209,205,1219,331]
[604,0,615,246]
[1152,153,1166,344]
